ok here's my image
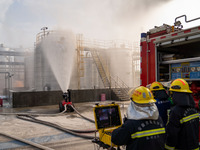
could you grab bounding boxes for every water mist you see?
[41,30,75,92]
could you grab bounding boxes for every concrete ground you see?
[0,100,130,150]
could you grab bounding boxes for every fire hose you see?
[0,104,97,149]
[0,132,54,150]
[69,104,95,123]
[17,114,97,136]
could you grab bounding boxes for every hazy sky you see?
[0,0,200,48]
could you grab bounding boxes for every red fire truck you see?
[140,15,200,108]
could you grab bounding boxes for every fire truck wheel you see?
[59,102,64,112]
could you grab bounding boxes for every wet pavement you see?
[0,100,130,150]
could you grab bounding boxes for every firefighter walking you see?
[165,78,199,150]
[111,86,165,150]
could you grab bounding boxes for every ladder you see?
[90,48,110,88]
[90,48,130,101]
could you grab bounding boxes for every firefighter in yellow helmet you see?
[150,82,171,126]
[165,78,199,150]
[111,86,165,150]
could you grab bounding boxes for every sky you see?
[0,0,200,48]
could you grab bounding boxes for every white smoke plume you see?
[0,0,200,48]
[0,0,13,22]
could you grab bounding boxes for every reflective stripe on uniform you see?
[131,128,165,139]
[193,148,200,150]
[165,144,175,150]
[180,113,199,124]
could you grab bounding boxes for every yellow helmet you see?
[150,82,165,91]
[169,78,192,93]
[131,86,156,104]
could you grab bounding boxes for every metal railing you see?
[110,75,130,100]
[36,30,70,44]
[82,38,133,50]
[35,31,135,99]
[89,48,130,100]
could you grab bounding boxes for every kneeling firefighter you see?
[165,78,199,150]
[150,82,171,127]
[111,86,165,150]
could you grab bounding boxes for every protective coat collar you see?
[127,101,159,120]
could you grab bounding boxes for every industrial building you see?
[0,29,140,108]
[34,30,140,91]
[0,44,33,106]
[0,29,140,150]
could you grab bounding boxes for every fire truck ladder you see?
[90,48,130,101]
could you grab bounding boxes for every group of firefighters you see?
[111,78,199,150]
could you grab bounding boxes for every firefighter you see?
[165,78,199,150]
[111,86,165,150]
[150,82,171,126]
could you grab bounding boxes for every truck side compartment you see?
[140,22,200,109]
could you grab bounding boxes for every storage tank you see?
[100,47,134,88]
[34,42,60,91]
[79,50,104,89]
[34,30,77,91]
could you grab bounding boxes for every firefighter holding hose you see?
[165,78,199,150]
[111,86,165,150]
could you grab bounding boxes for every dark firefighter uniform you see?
[112,118,165,150]
[165,79,199,150]
[154,90,171,126]
[111,86,166,150]
[150,82,171,127]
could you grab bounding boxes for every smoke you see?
[110,0,173,41]
[114,0,172,21]
[0,0,13,22]
[1,0,200,91]
[0,0,174,48]
[1,0,200,48]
